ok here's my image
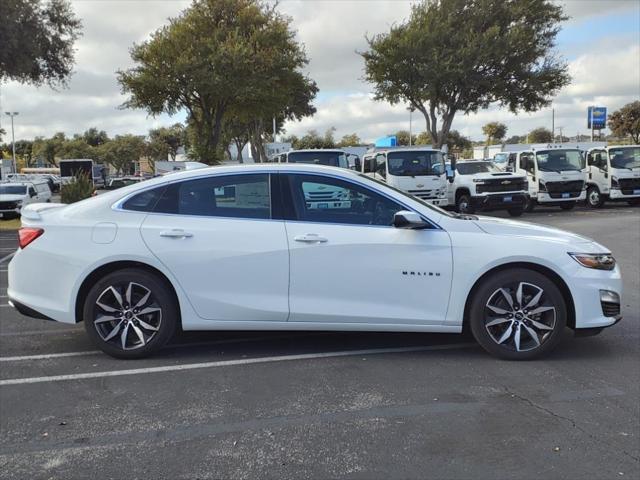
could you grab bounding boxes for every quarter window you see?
[285,174,405,226]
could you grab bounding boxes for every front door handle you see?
[294,234,328,244]
[160,229,193,239]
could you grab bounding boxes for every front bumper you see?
[609,188,640,200]
[536,190,586,204]
[470,193,527,210]
[570,263,623,330]
[424,198,448,207]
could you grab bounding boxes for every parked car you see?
[445,160,528,216]
[0,181,52,218]
[105,177,145,190]
[584,145,640,207]
[9,164,622,360]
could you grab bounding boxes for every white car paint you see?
[8,164,621,347]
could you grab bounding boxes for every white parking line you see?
[0,350,101,362]
[0,252,13,264]
[0,343,475,386]
[0,328,81,337]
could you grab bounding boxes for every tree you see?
[295,128,337,150]
[337,133,362,147]
[482,122,507,145]
[118,0,316,164]
[415,131,431,145]
[58,137,94,159]
[81,128,109,147]
[97,135,146,175]
[13,140,34,166]
[395,130,417,146]
[527,127,553,143]
[0,0,82,86]
[608,101,640,144]
[32,132,66,166]
[148,124,185,162]
[505,135,524,144]
[361,0,569,149]
[443,130,472,153]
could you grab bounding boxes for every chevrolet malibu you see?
[8,164,622,360]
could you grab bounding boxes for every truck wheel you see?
[586,186,604,208]
[507,207,524,217]
[456,194,475,214]
[560,203,575,211]
[83,268,179,359]
[469,268,567,360]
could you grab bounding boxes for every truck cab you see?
[0,181,52,218]
[585,145,640,207]
[445,160,528,216]
[506,148,586,211]
[361,148,448,207]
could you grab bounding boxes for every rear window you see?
[121,186,167,212]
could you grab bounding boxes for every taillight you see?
[18,228,44,249]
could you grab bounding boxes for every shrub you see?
[61,172,95,203]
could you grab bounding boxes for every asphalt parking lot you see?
[0,205,638,480]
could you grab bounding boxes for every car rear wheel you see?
[83,268,178,359]
[456,193,475,214]
[469,269,567,360]
[586,186,604,208]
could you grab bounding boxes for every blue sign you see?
[375,135,397,148]
[588,107,607,129]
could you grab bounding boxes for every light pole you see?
[5,112,19,174]
[408,105,415,146]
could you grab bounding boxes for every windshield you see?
[457,162,501,175]
[0,185,27,195]
[387,151,444,176]
[609,147,640,169]
[357,173,455,218]
[493,153,508,165]
[287,151,348,168]
[535,150,584,172]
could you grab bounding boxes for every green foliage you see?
[118,0,316,164]
[394,130,417,146]
[0,0,82,86]
[81,128,109,147]
[608,101,640,144]
[290,128,337,150]
[505,135,525,144]
[443,130,472,153]
[482,122,508,145]
[361,0,570,149]
[148,124,185,161]
[337,133,362,147]
[527,127,553,143]
[96,135,146,174]
[60,172,94,204]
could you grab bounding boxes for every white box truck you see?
[584,145,640,207]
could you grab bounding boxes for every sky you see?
[1,0,639,144]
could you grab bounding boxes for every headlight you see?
[569,253,616,270]
[611,176,619,188]
[538,179,546,192]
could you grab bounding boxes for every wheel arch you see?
[462,261,576,332]
[74,260,181,324]
[455,188,471,201]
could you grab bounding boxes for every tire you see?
[469,268,567,360]
[628,199,640,207]
[524,197,535,212]
[560,203,575,211]
[456,193,475,214]
[83,268,178,359]
[507,207,524,217]
[586,186,604,208]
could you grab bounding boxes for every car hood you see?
[0,195,26,202]
[470,172,526,181]
[472,215,608,251]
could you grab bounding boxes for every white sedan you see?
[8,164,622,360]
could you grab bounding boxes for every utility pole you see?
[408,106,415,146]
[5,112,19,174]
[551,108,555,143]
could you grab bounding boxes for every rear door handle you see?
[294,234,328,244]
[160,229,193,239]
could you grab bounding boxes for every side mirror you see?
[393,210,429,230]
[30,190,37,198]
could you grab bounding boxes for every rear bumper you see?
[7,297,56,321]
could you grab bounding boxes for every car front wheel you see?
[456,193,475,214]
[83,268,178,359]
[469,269,567,360]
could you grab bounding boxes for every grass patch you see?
[0,218,21,231]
